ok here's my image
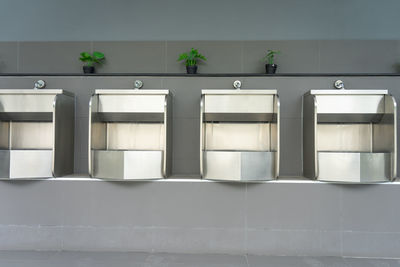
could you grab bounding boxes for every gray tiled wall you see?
[0,180,400,257]
[0,40,400,74]
[0,64,400,257]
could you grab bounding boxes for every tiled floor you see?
[0,251,399,267]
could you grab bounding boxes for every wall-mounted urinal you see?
[88,89,171,180]
[200,89,280,181]
[303,89,397,183]
[0,87,75,178]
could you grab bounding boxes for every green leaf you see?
[93,51,105,60]
[178,48,206,66]
[177,53,188,61]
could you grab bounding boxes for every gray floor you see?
[0,251,399,267]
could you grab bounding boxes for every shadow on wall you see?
[394,63,400,73]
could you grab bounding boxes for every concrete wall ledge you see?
[1,175,400,184]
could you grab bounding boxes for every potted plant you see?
[177,48,206,74]
[79,51,105,74]
[263,50,280,74]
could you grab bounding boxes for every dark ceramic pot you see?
[83,66,95,74]
[186,65,198,74]
[265,64,277,74]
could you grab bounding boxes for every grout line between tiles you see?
[244,254,250,267]
[164,40,168,73]
[16,42,20,73]
[317,40,321,73]
[241,41,244,73]
[340,186,344,257]
[244,183,248,255]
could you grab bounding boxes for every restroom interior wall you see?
[0,0,399,41]
[1,40,400,74]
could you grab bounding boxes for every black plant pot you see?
[83,66,95,74]
[186,65,198,74]
[265,64,277,74]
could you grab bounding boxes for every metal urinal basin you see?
[0,89,75,178]
[200,89,280,181]
[303,89,397,183]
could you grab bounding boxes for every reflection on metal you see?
[334,80,345,89]
[303,89,397,183]
[0,89,75,179]
[34,80,46,89]
[233,80,242,90]
[200,89,280,181]
[89,89,171,180]
[134,80,143,90]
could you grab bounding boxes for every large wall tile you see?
[243,41,319,74]
[151,181,245,228]
[93,41,166,73]
[152,227,245,254]
[19,42,91,73]
[246,183,342,230]
[341,184,400,232]
[319,40,398,73]
[280,117,302,176]
[87,181,155,227]
[246,229,341,256]
[0,181,64,225]
[62,226,153,252]
[172,118,199,164]
[0,225,62,251]
[0,42,17,73]
[343,231,400,258]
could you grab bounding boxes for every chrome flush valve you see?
[233,80,242,90]
[34,80,46,89]
[134,80,143,89]
[334,80,345,90]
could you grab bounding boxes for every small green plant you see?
[177,48,206,66]
[79,51,105,66]
[263,50,280,65]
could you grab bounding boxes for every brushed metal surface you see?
[241,151,275,180]
[10,122,53,149]
[303,90,396,182]
[0,150,9,178]
[203,113,275,122]
[315,95,385,114]
[302,94,317,179]
[52,93,75,177]
[201,89,279,181]
[317,124,372,152]
[308,89,388,95]
[93,150,163,180]
[98,95,165,113]
[0,89,75,178]
[204,151,241,180]
[204,94,274,114]
[318,152,390,182]
[0,121,9,149]
[107,123,164,150]
[9,150,52,178]
[0,94,55,113]
[204,151,275,181]
[95,89,168,95]
[202,89,277,95]
[205,123,270,151]
[92,150,124,179]
[0,89,72,96]
[89,90,171,179]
